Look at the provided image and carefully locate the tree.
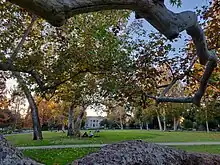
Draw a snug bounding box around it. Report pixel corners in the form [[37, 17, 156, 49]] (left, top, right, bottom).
[[0, 109, 15, 129], [9, 87, 26, 130], [7, 0, 218, 106], [0, 0, 129, 139], [0, 1, 43, 140]]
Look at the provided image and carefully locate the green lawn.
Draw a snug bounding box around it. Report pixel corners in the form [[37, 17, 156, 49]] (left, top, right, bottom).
[[6, 130, 220, 147], [175, 145, 220, 154], [23, 148, 98, 165], [23, 145, 220, 165]]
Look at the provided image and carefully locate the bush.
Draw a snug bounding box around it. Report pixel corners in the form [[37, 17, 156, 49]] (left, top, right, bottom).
[[183, 119, 193, 129]]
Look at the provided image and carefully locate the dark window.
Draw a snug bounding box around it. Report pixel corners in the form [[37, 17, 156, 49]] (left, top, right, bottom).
[[93, 124, 95, 127], [93, 120, 95, 122]]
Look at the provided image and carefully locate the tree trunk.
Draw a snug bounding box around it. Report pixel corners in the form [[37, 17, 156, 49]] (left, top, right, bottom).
[[61, 123, 65, 133], [146, 122, 149, 130], [67, 103, 74, 136], [206, 120, 209, 133], [205, 109, 209, 133], [163, 109, 166, 131], [118, 106, 123, 130], [14, 72, 42, 140], [120, 121, 123, 130], [139, 119, 143, 130], [156, 109, 162, 131], [140, 122, 143, 130], [13, 103, 18, 131], [74, 106, 86, 137], [173, 117, 177, 131]]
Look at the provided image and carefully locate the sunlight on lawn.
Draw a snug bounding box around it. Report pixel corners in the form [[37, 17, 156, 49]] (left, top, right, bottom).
[[6, 130, 220, 147]]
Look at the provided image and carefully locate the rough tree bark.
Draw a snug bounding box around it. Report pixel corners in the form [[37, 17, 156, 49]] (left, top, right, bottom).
[[8, 0, 217, 106], [67, 103, 74, 136], [74, 106, 86, 137], [14, 72, 43, 140]]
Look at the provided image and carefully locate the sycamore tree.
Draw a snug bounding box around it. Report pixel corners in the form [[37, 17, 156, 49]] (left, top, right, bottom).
[[1, 0, 219, 139], [0, 0, 130, 139], [7, 0, 218, 107]]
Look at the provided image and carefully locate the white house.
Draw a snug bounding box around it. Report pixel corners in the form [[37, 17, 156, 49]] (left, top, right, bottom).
[[85, 116, 104, 129]]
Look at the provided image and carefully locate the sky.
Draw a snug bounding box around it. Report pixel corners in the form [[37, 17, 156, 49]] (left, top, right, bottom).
[[6, 0, 210, 117]]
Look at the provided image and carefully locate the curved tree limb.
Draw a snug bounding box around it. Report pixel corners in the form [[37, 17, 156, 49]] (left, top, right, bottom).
[[9, 0, 198, 39], [10, 15, 38, 61]]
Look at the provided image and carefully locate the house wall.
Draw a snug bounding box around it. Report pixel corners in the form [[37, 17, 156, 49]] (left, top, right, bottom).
[[85, 116, 103, 129]]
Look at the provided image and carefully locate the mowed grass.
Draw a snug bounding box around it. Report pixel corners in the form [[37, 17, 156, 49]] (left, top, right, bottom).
[[174, 145, 220, 154], [6, 130, 220, 147], [23, 145, 220, 165], [23, 148, 98, 165]]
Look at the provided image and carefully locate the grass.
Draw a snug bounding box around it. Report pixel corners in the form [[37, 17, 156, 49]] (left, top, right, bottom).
[[23, 145, 220, 165], [174, 145, 220, 154], [6, 130, 220, 147], [23, 148, 98, 165], [7, 130, 220, 165]]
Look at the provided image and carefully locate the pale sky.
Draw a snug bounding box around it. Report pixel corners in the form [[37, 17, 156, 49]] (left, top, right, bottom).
[[6, 0, 209, 117]]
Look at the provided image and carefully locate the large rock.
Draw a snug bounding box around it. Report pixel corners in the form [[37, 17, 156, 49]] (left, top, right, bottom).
[[0, 134, 42, 165], [73, 140, 220, 165]]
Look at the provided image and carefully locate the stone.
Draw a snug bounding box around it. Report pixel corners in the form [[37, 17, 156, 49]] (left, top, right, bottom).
[[0, 134, 43, 165], [73, 140, 220, 165]]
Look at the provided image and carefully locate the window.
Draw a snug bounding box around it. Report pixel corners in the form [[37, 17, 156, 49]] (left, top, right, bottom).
[[93, 120, 95, 122], [96, 120, 98, 122], [93, 124, 95, 127]]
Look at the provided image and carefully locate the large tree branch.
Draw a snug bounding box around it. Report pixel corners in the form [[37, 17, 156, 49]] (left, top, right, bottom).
[[192, 51, 218, 106], [10, 15, 38, 61], [29, 69, 88, 92], [9, 0, 197, 40]]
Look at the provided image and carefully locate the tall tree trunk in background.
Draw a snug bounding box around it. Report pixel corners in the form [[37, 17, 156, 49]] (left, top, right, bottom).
[[173, 117, 177, 131], [12, 103, 19, 131], [163, 109, 166, 131], [61, 122, 65, 133], [74, 106, 86, 137], [156, 109, 162, 131], [205, 109, 209, 133], [14, 72, 43, 140], [119, 109, 123, 130], [139, 120, 143, 130], [146, 122, 149, 130], [67, 103, 74, 136], [206, 120, 209, 133]]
